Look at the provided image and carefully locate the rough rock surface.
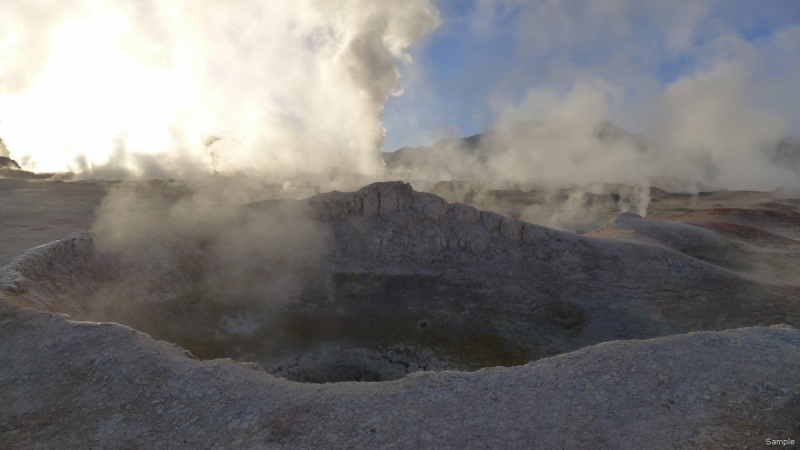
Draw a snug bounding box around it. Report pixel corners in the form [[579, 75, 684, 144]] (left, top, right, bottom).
[[5, 182, 799, 381], [2, 181, 800, 448], [0, 178, 108, 267], [1, 303, 798, 449]]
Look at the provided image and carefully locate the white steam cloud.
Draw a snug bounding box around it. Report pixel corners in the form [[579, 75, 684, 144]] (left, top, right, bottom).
[[489, 0, 799, 191], [0, 137, 8, 158], [0, 0, 439, 179], [387, 0, 800, 201]]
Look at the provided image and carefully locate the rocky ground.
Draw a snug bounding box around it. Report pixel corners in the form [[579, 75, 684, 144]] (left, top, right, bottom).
[[0, 176, 109, 267], [1, 176, 799, 448]]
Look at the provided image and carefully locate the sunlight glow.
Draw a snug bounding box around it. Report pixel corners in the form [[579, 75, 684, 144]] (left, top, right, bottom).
[[0, 9, 197, 174]]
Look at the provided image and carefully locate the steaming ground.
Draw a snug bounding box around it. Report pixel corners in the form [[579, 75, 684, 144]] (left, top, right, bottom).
[[2, 1, 799, 446], [2, 174, 800, 447]]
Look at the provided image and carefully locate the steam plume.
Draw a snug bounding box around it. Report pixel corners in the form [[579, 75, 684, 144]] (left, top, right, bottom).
[[386, 0, 800, 199], [0, 0, 440, 179]]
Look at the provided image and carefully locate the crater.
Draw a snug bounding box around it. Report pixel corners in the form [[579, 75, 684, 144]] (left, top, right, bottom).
[[6, 182, 795, 385], [5, 233, 563, 384]]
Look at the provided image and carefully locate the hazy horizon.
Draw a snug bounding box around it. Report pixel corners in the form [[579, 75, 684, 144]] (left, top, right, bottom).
[[1, 0, 798, 192]]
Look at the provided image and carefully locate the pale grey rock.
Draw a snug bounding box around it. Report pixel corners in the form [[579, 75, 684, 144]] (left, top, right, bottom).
[[452, 203, 481, 224], [0, 306, 798, 449], [1, 181, 800, 449]]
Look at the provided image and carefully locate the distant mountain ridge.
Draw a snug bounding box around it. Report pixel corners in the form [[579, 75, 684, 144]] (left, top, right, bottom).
[[382, 121, 800, 186], [382, 120, 645, 174]]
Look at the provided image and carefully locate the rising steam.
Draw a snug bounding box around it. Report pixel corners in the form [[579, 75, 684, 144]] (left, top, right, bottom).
[[0, 0, 440, 179], [2, 0, 799, 231], [387, 0, 800, 199]]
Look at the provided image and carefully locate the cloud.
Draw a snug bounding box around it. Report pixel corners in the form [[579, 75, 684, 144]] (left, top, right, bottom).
[[451, 0, 800, 191], [644, 63, 792, 190], [0, 0, 440, 180]]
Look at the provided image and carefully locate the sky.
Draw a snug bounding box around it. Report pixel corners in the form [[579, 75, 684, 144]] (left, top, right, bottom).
[[383, 0, 800, 150], [0, 0, 798, 183]]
